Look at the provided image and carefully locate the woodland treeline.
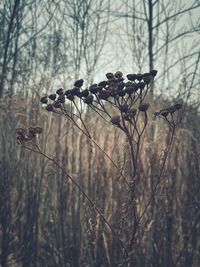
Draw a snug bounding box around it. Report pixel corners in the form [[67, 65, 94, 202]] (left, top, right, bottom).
[[0, 0, 200, 267]]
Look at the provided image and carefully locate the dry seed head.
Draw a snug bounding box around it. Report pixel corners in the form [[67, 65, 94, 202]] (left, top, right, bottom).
[[71, 86, 80, 96], [117, 82, 125, 91], [49, 94, 57, 101], [16, 133, 26, 143], [98, 90, 109, 100], [126, 85, 135, 95], [166, 106, 176, 114], [142, 72, 151, 77], [53, 100, 62, 108], [111, 116, 121, 125], [66, 94, 74, 101], [27, 127, 36, 139], [46, 104, 54, 111], [98, 80, 108, 87], [150, 69, 158, 77], [143, 76, 152, 84], [84, 95, 93, 104], [57, 95, 65, 103], [89, 84, 99, 94], [106, 72, 115, 80], [160, 110, 169, 117], [81, 89, 89, 98], [136, 73, 143, 81], [119, 103, 129, 112], [40, 96, 48, 104], [117, 90, 126, 97], [139, 103, 149, 112], [127, 74, 137, 81], [28, 127, 37, 134], [56, 88, 64, 95], [16, 128, 26, 135], [74, 79, 84, 88], [115, 71, 123, 78], [138, 82, 145, 90], [65, 89, 72, 96]]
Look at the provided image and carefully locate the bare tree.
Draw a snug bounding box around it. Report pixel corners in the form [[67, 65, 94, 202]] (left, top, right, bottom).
[[113, 0, 200, 98]]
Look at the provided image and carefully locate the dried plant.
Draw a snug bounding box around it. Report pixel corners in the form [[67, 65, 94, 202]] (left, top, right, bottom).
[[16, 70, 182, 266]]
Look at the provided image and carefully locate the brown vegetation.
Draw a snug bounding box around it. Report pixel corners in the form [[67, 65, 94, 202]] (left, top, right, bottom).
[[0, 73, 199, 266]]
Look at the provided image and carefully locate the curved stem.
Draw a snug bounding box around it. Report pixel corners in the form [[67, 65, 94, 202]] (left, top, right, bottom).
[[22, 142, 128, 256]]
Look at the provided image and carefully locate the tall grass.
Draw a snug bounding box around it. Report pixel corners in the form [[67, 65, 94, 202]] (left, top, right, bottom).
[[0, 83, 200, 267]]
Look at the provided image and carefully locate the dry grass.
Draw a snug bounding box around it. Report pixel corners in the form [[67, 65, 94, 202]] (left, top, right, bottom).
[[0, 91, 200, 267]]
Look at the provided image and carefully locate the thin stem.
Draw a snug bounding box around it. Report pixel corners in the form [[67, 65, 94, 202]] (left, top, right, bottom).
[[22, 142, 128, 256], [137, 125, 175, 224]]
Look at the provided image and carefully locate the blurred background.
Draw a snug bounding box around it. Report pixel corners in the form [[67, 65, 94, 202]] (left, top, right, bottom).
[[0, 0, 200, 266]]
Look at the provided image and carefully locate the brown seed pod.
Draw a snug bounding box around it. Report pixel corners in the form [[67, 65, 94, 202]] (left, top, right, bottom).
[[98, 90, 109, 100], [111, 116, 121, 125], [65, 89, 72, 96], [46, 104, 54, 111], [98, 80, 108, 87], [117, 90, 126, 97], [126, 86, 135, 95], [40, 96, 48, 104], [142, 72, 151, 77], [74, 79, 84, 88], [28, 127, 37, 134], [53, 100, 62, 108], [71, 86, 80, 96], [117, 82, 125, 91], [27, 127, 37, 139], [57, 95, 65, 103], [127, 74, 137, 81], [49, 94, 57, 101], [81, 89, 89, 97], [16, 128, 26, 135], [89, 84, 99, 94], [16, 133, 26, 143], [150, 69, 158, 77], [106, 72, 115, 80], [138, 103, 149, 112], [160, 110, 169, 117], [84, 95, 93, 104], [56, 88, 64, 95], [119, 104, 129, 112], [125, 81, 133, 87], [66, 94, 74, 101], [143, 76, 152, 84], [107, 78, 117, 85], [114, 71, 123, 78], [136, 73, 143, 81]]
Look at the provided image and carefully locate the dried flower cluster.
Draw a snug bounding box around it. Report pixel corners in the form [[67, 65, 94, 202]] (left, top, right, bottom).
[[40, 70, 159, 131], [15, 69, 184, 266], [154, 103, 182, 128], [16, 127, 42, 144], [154, 103, 182, 118]]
